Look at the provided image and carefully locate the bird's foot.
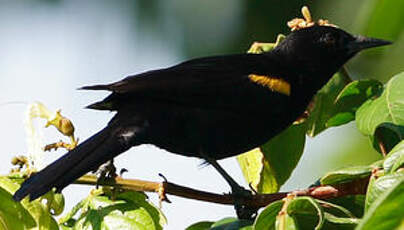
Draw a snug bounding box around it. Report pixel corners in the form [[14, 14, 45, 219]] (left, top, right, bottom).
[[95, 160, 117, 188], [230, 185, 258, 220], [201, 156, 259, 219]]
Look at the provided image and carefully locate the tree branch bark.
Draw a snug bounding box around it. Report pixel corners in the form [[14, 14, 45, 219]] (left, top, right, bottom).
[[75, 174, 369, 209]]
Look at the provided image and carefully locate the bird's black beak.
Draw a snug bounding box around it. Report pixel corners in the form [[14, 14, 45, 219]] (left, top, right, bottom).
[[348, 35, 392, 53]]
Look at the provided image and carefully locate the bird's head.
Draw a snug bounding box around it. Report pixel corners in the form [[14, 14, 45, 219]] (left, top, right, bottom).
[[274, 25, 391, 75]]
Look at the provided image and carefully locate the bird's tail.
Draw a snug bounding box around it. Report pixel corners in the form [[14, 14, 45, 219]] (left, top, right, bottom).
[[13, 125, 135, 201]]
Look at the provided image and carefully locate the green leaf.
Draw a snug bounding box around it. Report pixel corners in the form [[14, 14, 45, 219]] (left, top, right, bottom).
[[287, 197, 324, 230], [41, 190, 65, 215], [327, 195, 366, 218], [237, 150, 272, 193], [211, 217, 237, 226], [253, 200, 283, 230], [372, 123, 404, 154], [274, 196, 324, 230], [294, 214, 357, 230], [365, 171, 404, 212], [327, 79, 383, 127], [320, 166, 373, 185], [322, 213, 359, 230], [301, 200, 359, 229], [383, 139, 404, 173], [323, 208, 359, 229], [59, 197, 88, 224], [0, 186, 36, 230], [237, 123, 306, 193], [63, 190, 165, 230], [59, 218, 76, 230], [306, 71, 351, 137], [356, 177, 404, 230], [60, 222, 74, 230], [117, 191, 167, 228], [210, 217, 253, 230], [186, 221, 214, 230], [324, 213, 359, 225], [276, 214, 297, 230], [356, 72, 404, 152], [370, 160, 384, 168], [317, 200, 356, 218], [0, 175, 59, 230]]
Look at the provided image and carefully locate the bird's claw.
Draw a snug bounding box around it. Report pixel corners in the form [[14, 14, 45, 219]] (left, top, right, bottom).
[[230, 185, 258, 220], [95, 160, 117, 188]]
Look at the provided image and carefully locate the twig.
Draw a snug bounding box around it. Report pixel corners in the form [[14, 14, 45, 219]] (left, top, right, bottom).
[[375, 132, 388, 157], [75, 174, 369, 209]]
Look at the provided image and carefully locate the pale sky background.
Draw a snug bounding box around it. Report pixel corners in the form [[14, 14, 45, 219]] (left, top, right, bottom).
[[0, 1, 379, 229]]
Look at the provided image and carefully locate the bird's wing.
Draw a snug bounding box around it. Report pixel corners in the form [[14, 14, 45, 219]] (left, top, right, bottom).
[[82, 53, 290, 110], [83, 54, 280, 92]]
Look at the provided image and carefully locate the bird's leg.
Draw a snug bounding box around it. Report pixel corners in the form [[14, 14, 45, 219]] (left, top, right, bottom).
[[205, 158, 245, 193], [204, 157, 257, 219], [94, 159, 117, 188]]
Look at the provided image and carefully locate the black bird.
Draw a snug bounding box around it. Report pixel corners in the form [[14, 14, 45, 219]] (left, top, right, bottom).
[[14, 25, 390, 202]]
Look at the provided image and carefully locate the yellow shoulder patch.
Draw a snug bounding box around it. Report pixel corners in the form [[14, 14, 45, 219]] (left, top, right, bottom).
[[248, 74, 291, 96]]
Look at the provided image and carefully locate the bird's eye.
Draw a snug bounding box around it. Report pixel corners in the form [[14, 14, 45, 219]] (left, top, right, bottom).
[[321, 33, 336, 46]]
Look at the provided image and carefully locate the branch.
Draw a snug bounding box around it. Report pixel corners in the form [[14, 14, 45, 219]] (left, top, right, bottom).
[[375, 131, 388, 157], [75, 174, 369, 209]]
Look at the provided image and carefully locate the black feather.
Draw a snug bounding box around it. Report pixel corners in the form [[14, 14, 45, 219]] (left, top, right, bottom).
[[79, 84, 111, 91]]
